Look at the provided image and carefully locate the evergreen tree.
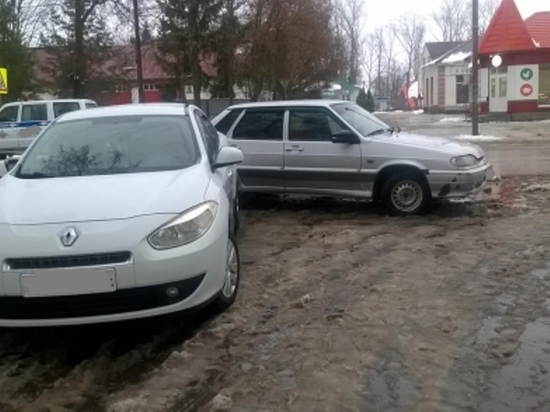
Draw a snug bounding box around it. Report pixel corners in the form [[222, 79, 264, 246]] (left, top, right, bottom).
[[40, 0, 115, 98], [356, 88, 368, 109], [157, 0, 223, 107], [365, 88, 375, 112], [0, 1, 34, 101]]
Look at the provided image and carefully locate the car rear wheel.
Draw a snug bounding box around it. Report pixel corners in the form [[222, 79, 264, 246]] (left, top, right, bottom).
[[212, 235, 240, 312], [382, 173, 430, 216]]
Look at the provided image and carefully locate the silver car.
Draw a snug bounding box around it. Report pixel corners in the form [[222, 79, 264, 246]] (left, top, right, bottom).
[[213, 101, 494, 215]]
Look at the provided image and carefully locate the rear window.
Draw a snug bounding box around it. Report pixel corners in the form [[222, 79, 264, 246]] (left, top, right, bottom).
[[215, 109, 242, 134], [232, 110, 284, 141], [54, 102, 80, 118], [86, 102, 97, 109], [16, 115, 199, 179]]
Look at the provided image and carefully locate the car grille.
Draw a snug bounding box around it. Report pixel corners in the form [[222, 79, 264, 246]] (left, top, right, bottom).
[[4, 252, 132, 271], [0, 275, 205, 320]]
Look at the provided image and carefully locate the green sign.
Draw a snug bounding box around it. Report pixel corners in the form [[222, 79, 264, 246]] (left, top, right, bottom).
[[520, 68, 533, 81]]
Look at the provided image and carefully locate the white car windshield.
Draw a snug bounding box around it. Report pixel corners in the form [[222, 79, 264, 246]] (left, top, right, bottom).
[[16, 115, 199, 179], [331, 103, 391, 137]]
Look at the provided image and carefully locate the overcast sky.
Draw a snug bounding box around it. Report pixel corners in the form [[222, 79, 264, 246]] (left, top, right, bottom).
[[367, 0, 550, 31]]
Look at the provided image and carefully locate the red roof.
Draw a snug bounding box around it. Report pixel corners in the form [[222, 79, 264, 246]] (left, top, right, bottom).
[[479, 0, 536, 54], [526, 12, 550, 48]]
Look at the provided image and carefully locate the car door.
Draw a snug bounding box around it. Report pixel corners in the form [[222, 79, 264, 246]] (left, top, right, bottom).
[[228, 108, 285, 192], [0, 104, 21, 155], [18, 102, 50, 152], [284, 107, 361, 194]]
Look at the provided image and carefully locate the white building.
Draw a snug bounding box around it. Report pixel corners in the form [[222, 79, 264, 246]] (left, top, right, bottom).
[[420, 41, 473, 113]]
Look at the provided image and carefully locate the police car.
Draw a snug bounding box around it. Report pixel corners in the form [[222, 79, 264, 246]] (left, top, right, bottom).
[[0, 99, 97, 158]]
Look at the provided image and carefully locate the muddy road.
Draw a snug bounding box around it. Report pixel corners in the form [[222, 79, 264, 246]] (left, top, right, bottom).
[[1, 176, 550, 411]]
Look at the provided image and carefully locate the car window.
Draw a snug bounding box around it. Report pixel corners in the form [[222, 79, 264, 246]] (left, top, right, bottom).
[[16, 115, 199, 178], [194, 112, 220, 164], [289, 109, 346, 142], [0, 105, 19, 122], [21, 104, 48, 122], [232, 110, 284, 141], [53, 102, 80, 118], [331, 103, 389, 137], [86, 102, 97, 109], [215, 109, 243, 134]]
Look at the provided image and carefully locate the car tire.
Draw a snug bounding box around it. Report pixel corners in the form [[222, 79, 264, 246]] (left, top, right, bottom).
[[212, 235, 240, 312], [382, 172, 431, 216]]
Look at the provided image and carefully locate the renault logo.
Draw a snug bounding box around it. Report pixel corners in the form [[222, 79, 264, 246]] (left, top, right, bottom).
[[59, 227, 79, 247]]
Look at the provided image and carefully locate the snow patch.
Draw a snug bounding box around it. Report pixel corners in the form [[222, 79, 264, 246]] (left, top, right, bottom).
[[453, 134, 505, 142], [442, 52, 471, 64], [439, 117, 464, 123], [522, 183, 550, 193], [412, 109, 424, 114]]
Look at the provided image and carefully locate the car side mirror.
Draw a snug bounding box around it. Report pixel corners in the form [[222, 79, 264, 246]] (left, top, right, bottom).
[[213, 146, 244, 170], [332, 130, 360, 144], [4, 155, 21, 173]]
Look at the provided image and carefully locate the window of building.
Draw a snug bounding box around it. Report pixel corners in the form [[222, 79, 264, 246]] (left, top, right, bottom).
[[456, 75, 469, 104], [114, 85, 124, 93], [539, 64, 550, 106]]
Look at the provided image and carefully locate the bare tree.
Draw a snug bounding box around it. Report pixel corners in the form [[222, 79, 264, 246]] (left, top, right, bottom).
[[337, 0, 364, 84], [433, 0, 470, 41], [393, 13, 426, 105], [479, 0, 499, 35]]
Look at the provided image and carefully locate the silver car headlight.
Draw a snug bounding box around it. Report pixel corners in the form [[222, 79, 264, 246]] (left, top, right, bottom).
[[451, 155, 481, 168], [148, 201, 218, 250]]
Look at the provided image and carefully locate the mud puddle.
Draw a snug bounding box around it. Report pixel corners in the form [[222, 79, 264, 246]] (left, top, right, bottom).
[[482, 318, 550, 412]]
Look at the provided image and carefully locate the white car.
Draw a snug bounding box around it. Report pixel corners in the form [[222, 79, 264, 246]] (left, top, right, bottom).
[[0, 104, 244, 327]]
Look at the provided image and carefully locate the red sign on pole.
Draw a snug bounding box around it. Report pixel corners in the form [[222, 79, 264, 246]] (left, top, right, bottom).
[[520, 83, 534, 97]]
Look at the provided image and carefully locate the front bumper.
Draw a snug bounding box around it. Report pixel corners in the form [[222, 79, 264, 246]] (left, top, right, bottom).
[[0, 212, 229, 327], [428, 163, 495, 199]]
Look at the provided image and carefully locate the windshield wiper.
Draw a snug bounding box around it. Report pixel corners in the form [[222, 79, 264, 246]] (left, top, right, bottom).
[[17, 172, 54, 179]]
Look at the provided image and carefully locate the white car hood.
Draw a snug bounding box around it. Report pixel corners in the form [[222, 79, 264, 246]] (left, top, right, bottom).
[[0, 165, 208, 225], [385, 132, 484, 157]]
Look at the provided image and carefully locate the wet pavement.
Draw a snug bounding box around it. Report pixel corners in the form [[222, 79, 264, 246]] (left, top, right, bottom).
[[1, 114, 550, 411], [377, 113, 550, 177]]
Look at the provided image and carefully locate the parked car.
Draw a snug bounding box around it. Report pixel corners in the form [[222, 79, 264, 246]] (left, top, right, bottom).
[[0, 99, 97, 158], [212, 100, 494, 215], [0, 103, 243, 327]]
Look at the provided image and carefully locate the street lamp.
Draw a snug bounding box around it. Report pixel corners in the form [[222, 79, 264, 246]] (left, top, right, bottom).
[[471, 0, 480, 136]]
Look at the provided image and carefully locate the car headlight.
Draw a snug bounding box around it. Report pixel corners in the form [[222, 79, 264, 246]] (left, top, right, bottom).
[[148, 201, 218, 250], [451, 155, 481, 168]]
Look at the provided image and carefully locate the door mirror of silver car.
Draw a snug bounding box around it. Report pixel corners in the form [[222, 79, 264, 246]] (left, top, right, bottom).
[[332, 130, 360, 144], [213, 146, 244, 170]]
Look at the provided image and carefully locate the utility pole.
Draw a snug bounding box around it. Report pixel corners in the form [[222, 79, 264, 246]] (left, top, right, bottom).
[[132, 0, 144, 103], [472, 0, 480, 135]]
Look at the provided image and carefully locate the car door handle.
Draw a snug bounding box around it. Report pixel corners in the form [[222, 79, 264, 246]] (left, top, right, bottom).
[[285, 145, 304, 152]]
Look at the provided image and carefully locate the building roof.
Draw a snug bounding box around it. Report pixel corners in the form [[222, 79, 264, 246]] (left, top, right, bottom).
[[479, 0, 536, 54], [425, 42, 463, 60], [424, 40, 472, 67], [31, 43, 218, 86], [526, 12, 550, 48]]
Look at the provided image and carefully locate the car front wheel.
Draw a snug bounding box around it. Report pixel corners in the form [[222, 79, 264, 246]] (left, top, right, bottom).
[[212, 235, 240, 311], [382, 173, 430, 216]]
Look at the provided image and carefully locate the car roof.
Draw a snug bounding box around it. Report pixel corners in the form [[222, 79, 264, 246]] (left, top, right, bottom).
[[4, 99, 96, 105], [227, 100, 351, 110], [56, 103, 192, 123]]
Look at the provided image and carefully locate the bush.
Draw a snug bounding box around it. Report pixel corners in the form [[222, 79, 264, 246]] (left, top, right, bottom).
[[357, 88, 375, 112]]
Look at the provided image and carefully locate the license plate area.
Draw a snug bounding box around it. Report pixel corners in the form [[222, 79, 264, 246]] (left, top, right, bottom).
[[20, 269, 117, 298]]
